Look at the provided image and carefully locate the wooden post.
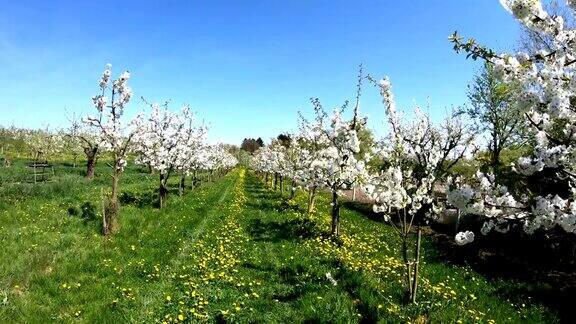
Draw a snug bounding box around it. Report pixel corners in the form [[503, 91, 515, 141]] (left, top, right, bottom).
[[411, 226, 422, 303], [402, 232, 413, 301], [331, 190, 340, 236]]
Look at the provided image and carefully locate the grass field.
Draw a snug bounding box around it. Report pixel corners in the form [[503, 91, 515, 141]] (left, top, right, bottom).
[[0, 161, 559, 323]]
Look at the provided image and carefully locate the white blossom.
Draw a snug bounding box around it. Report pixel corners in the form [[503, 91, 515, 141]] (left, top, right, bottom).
[[455, 231, 475, 245], [450, 1, 576, 237]]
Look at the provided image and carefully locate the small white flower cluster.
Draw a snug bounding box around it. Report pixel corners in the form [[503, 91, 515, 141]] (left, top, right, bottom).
[[455, 231, 475, 245], [325, 272, 337, 286], [113, 71, 132, 111], [365, 167, 409, 216], [83, 64, 134, 171], [90, 65, 131, 117]]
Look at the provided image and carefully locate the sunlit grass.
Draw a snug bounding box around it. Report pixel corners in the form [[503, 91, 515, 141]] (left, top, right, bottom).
[[0, 162, 559, 322]]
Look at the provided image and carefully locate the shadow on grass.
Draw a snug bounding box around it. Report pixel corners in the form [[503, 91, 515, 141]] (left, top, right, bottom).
[[338, 267, 382, 323], [244, 185, 278, 199], [274, 264, 324, 302], [247, 218, 321, 242], [245, 199, 304, 214], [242, 173, 403, 322], [119, 184, 201, 209], [425, 231, 576, 323], [243, 261, 321, 302], [335, 197, 573, 322], [244, 178, 305, 214], [341, 200, 388, 223], [120, 189, 159, 208]]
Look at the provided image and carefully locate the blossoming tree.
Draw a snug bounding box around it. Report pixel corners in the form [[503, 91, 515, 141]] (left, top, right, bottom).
[[252, 145, 282, 188], [363, 76, 474, 303], [200, 145, 238, 179], [60, 126, 84, 168], [24, 128, 65, 162], [173, 116, 208, 195], [299, 98, 369, 236], [132, 101, 196, 208], [278, 136, 309, 199], [83, 64, 134, 235], [68, 117, 102, 178]]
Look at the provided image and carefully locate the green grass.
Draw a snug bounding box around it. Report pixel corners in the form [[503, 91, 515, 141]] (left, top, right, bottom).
[[0, 161, 560, 323]]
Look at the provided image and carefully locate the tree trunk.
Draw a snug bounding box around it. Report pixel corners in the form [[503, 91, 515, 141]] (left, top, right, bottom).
[[290, 179, 296, 199], [455, 209, 461, 234], [491, 151, 500, 170], [307, 187, 317, 214], [179, 174, 186, 196], [274, 173, 278, 190], [411, 226, 422, 304], [280, 176, 284, 196], [104, 170, 120, 236], [84, 146, 98, 179], [331, 190, 340, 236], [86, 155, 96, 179], [159, 173, 168, 209], [492, 146, 503, 181], [491, 135, 502, 178]]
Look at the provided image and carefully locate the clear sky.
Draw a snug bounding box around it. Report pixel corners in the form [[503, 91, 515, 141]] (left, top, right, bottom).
[[0, 0, 521, 145]]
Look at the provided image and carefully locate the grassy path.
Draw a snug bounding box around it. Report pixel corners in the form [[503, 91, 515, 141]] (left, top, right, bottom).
[[136, 170, 236, 321]]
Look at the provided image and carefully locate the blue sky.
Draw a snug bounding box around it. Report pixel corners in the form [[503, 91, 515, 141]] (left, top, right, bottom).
[[0, 0, 521, 144]]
